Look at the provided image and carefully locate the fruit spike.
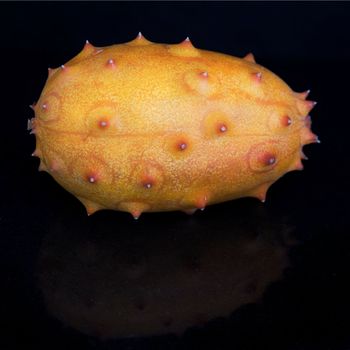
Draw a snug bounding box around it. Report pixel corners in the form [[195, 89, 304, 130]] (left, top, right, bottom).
[[253, 71, 262, 82], [295, 89, 311, 100], [29, 37, 319, 217], [106, 58, 116, 68], [131, 210, 141, 220], [182, 37, 191, 44], [243, 52, 256, 63]]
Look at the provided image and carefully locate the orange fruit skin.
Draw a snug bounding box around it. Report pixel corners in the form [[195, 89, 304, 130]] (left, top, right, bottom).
[[29, 34, 318, 218]]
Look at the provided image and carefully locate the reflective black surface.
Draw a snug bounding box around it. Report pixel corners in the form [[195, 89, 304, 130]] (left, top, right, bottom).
[[1, 2, 350, 350]]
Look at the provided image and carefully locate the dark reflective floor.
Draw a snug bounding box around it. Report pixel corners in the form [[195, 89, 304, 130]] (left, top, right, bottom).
[[1, 2, 350, 350], [37, 205, 293, 339]]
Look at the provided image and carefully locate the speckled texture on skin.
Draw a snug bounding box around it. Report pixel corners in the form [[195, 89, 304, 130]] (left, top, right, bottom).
[[28, 34, 319, 218]]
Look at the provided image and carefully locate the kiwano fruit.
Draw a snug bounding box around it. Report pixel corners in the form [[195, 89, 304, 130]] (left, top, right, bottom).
[[28, 34, 319, 218]]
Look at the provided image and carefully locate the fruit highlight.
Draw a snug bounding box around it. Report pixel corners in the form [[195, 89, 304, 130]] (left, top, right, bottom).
[[28, 33, 319, 218]]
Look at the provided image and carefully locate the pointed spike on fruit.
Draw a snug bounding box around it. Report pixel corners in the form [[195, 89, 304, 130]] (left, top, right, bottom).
[[128, 32, 151, 46], [257, 197, 266, 203], [29, 102, 36, 110], [294, 159, 304, 171], [131, 210, 142, 220], [299, 100, 317, 115], [253, 187, 267, 202], [260, 152, 276, 167], [27, 118, 34, 131], [85, 202, 103, 216], [306, 100, 317, 112], [47, 67, 59, 78], [88, 175, 96, 183], [181, 36, 193, 46], [86, 206, 98, 216], [295, 89, 310, 100], [251, 182, 272, 202], [49, 160, 59, 172], [300, 150, 308, 160], [302, 131, 320, 145], [106, 58, 116, 68], [199, 71, 208, 78], [304, 115, 312, 128], [38, 161, 47, 172], [61, 64, 67, 71], [167, 36, 199, 57], [28, 116, 36, 132], [296, 99, 316, 115], [119, 201, 150, 218], [195, 195, 208, 210], [31, 148, 42, 157], [301, 122, 318, 141], [300, 127, 312, 141], [76, 197, 101, 216], [31, 148, 41, 157], [243, 52, 256, 63], [256, 192, 266, 202], [253, 71, 262, 82], [83, 40, 92, 49], [81, 40, 97, 55]]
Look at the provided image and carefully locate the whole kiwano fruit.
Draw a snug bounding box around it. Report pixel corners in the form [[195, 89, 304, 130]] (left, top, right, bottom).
[[28, 34, 319, 219]]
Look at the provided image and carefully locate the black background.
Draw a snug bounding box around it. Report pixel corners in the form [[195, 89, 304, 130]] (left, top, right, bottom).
[[1, 2, 350, 350]]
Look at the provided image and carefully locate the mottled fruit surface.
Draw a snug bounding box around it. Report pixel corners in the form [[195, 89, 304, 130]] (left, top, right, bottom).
[[28, 34, 318, 218]]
